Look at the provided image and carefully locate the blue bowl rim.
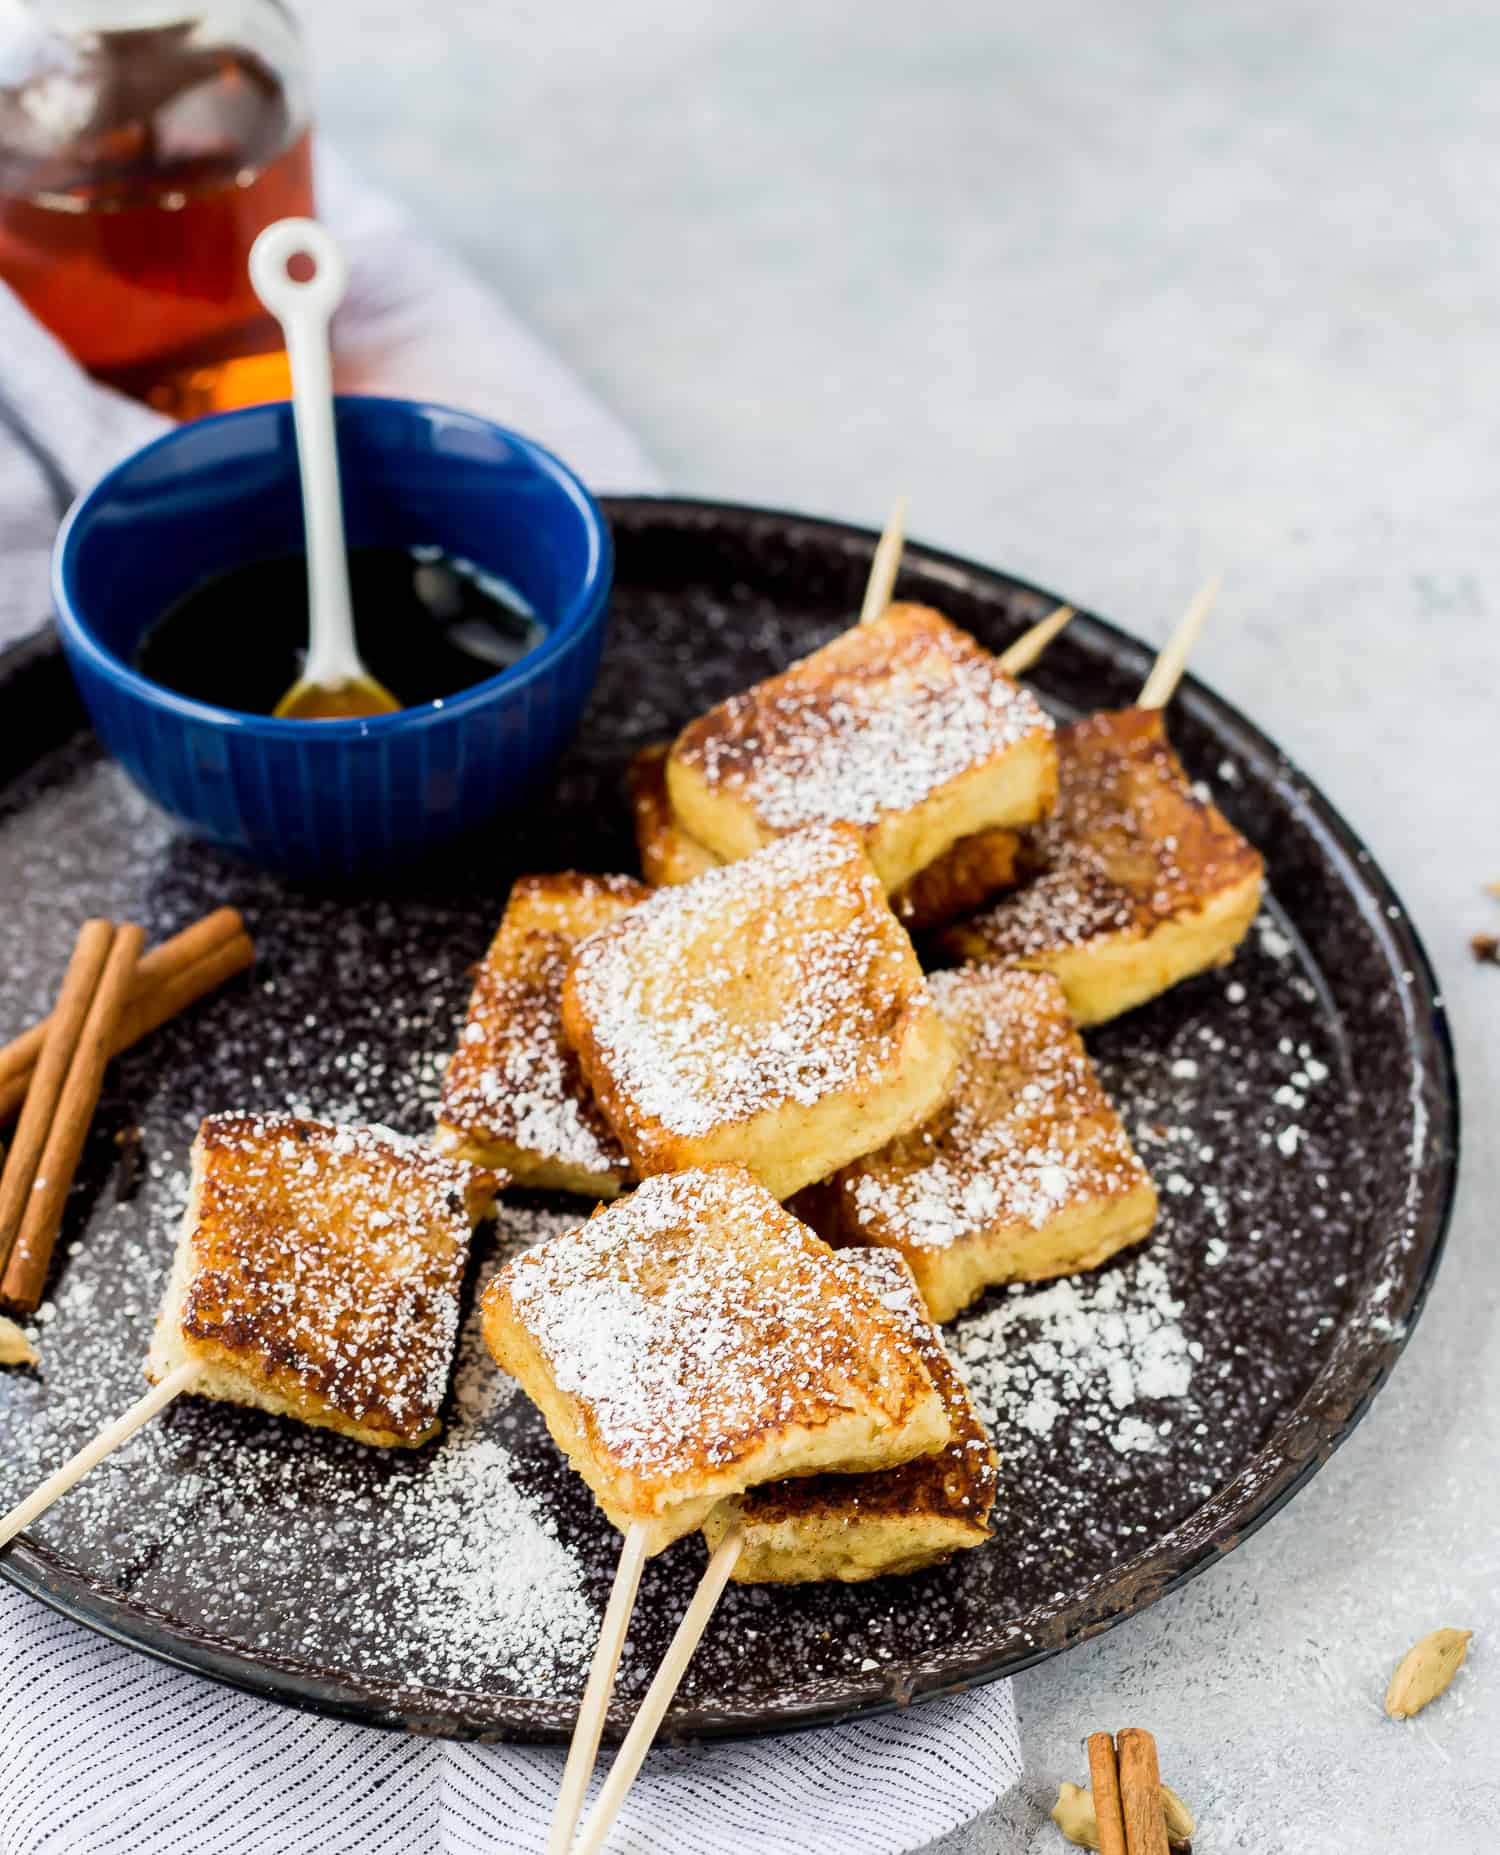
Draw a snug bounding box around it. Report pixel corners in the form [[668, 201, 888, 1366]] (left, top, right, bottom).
[[51, 395, 613, 739]]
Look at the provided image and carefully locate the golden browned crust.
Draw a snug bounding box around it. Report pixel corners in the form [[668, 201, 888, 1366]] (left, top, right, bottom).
[[560, 823, 955, 1200], [436, 872, 649, 1195], [147, 1114, 500, 1446], [665, 604, 1057, 891], [703, 1247, 997, 1582], [892, 827, 1021, 932], [627, 743, 721, 886], [938, 707, 1264, 1022], [480, 1167, 952, 1552], [800, 966, 1157, 1322]]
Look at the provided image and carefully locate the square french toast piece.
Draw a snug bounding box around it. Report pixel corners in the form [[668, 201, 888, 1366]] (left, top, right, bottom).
[[146, 1114, 500, 1447], [664, 604, 1057, 893], [561, 822, 955, 1201], [938, 706, 1264, 1024], [436, 871, 650, 1196], [480, 1167, 952, 1553], [800, 967, 1157, 1322], [702, 1246, 997, 1582], [632, 736, 1018, 933]]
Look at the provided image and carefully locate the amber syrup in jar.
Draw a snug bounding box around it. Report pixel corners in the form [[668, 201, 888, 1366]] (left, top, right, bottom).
[[0, 10, 314, 418]]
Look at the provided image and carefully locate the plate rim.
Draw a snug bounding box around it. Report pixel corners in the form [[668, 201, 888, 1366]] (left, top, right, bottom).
[[0, 494, 1461, 1742]]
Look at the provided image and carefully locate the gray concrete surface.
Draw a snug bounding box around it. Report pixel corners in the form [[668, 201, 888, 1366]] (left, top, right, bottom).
[[305, 3, 1499, 1847]]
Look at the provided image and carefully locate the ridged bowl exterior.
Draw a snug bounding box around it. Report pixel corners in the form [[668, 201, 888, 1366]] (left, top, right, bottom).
[[53, 398, 612, 879]]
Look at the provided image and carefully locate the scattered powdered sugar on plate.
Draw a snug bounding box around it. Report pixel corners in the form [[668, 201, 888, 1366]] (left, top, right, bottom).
[[953, 1250, 1194, 1457]]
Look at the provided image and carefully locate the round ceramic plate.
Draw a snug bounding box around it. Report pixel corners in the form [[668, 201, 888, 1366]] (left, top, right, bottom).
[[0, 499, 1458, 1742]]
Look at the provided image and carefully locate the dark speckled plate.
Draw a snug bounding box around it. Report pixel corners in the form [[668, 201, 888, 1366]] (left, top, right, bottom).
[[0, 500, 1458, 1742]]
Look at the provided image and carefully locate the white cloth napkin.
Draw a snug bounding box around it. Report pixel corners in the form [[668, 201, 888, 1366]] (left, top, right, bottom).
[[0, 152, 1021, 1854]]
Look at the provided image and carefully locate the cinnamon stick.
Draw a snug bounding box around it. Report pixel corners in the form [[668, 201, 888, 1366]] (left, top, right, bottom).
[[1117, 1728, 1170, 1855], [0, 909, 251, 1125], [1, 924, 145, 1314], [0, 920, 115, 1278], [1087, 1731, 1129, 1855]]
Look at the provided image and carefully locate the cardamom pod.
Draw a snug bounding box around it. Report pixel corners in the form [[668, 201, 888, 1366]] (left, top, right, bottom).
[[0, 1315, 37, 1367], [1385, 1627, 1473, 1719], [1050, 1781, 1101, 1849], [1160, 1782, 1196, 1846]]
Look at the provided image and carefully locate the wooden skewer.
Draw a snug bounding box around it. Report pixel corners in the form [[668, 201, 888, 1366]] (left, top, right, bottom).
[[998, 604, 1075, 675], [1137, 575, 1221, 710], [1117, 1728, 1170, 1855], [2, 924, 145, 1314], [0, 921, 115, 1279], [0, 1359, 198, 1549], [573, 1527, 745, 1855], [857, 497, 907, 626], [1087, 1730, 1129, 1855], [0, 909, 251, 1126], [546, 1520, 652, 1855]]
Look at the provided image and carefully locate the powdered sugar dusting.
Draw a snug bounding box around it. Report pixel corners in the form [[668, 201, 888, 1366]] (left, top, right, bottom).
[[566, 824, 936, 1138], [841, 966, 1152, 1253], [948, 705, 1262, 958], [673, 605, 1052, 832], [490, 1168, 936, 1489]]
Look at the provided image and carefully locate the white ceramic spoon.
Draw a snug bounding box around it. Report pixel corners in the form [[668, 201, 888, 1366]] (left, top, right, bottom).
[[249, 217, 398, 721]]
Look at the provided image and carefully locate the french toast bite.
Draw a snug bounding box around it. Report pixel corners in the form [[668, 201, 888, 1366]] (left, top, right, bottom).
[[665, 604, 1057, 892], [798, 967, 1157, 1322], [145, 1113, 500, 1447], [480, 1167, 952, 1554], [436, 871, 649, 1195], [938, 706, 1264, 1024], [561, 823, 955, 1200], [632, 736, 1019, 933], [702, 1246, 997, 1582]]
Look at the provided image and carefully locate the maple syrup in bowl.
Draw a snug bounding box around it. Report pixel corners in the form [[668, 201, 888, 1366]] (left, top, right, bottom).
[[0, 2, 314, 418], [135, 546, 548, 716]]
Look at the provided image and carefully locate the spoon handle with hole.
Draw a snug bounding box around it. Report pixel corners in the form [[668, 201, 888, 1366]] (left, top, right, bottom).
[[249, 219, 357, 690]]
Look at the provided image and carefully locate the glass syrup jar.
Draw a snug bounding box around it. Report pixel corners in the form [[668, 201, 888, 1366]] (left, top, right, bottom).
[[0, 0, 315, 418]]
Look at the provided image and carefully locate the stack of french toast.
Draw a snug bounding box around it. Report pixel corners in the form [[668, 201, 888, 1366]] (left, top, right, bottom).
[[437, 595, 1266, 1587]]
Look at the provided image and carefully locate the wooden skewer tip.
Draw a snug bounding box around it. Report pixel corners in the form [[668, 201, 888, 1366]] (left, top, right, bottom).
[[857, 496, 908, 627], [998, 602, 1075, 675], [1138, 573, 1222, 710]]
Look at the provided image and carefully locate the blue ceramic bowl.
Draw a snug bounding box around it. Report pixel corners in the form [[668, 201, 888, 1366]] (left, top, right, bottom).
[[53, 397, 612, 879]]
